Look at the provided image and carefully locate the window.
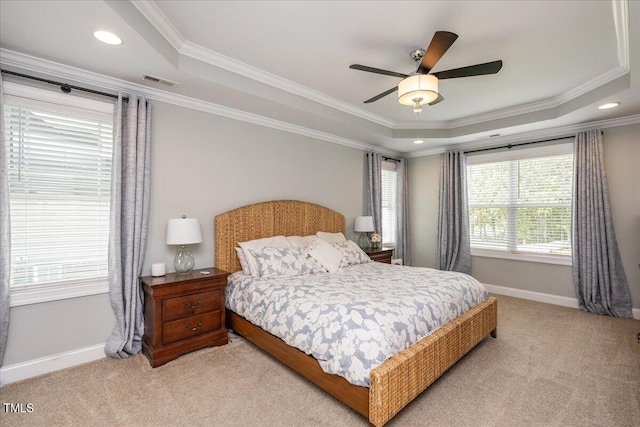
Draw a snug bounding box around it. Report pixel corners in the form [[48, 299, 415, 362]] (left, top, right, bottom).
[[381, 160, 397, 245], [4, 83, 114, 304], [466, 143, 573, 264]]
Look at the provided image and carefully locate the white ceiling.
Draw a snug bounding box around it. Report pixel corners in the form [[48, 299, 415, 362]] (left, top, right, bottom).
[[1, 0, 638, 156]]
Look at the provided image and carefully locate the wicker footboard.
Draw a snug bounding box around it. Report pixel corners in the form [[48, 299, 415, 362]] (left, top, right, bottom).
[[369, 296, 497, 426], [228, 296, 497, 426]]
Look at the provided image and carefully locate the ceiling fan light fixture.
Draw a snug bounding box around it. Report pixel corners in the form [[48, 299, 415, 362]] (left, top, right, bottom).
[[398, 74, 438, 107]]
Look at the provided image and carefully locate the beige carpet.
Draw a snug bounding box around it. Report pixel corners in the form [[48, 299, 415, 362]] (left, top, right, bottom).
[[1, 295, 639, 427]]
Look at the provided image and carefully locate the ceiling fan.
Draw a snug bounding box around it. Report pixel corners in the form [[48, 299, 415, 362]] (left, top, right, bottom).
[[350, 31, 503, 113]]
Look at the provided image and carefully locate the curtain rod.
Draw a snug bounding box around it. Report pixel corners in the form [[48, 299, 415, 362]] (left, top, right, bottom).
[[366, 152, 401, 162], [1, 69, 127, 101], [464, 135, 573, 155]]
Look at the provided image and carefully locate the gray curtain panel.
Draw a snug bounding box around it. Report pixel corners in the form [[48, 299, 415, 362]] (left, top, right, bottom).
[[105, 94, 152, 358], [395, 159, 411, 265], [572, 130, 632, 318], [0, 74, 10, 366], [436, 151, 472, 275], [366, 152, 383, 234]]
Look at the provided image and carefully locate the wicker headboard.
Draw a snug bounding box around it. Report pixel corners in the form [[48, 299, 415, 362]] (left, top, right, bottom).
[[214, 200, 345, 273]]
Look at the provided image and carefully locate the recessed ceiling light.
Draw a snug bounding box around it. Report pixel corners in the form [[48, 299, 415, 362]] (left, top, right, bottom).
[[414, 140, 424, 144], [598, 102, 620, 110], [94, 30, 122, 45]]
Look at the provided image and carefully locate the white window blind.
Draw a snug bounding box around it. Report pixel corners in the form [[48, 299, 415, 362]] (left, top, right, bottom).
[[4, 87, 113, 290], [381, 160, 397, 245], [466, 143, 573, 259]]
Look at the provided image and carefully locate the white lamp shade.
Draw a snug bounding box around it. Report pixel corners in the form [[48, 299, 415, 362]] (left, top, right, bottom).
[[354, 216, 374, 233], [166, 218, 203, 245], [398, 74, 438, 105]]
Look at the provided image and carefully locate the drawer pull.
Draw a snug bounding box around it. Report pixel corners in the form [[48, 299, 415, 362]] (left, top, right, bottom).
[[186, 321, 203, 331], [185, 299, 202, 310]]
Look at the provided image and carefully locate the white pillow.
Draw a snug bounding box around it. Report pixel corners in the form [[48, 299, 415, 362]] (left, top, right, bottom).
[[238, 235, 290, 277], [285, 235, 317, 250], [235, 247, 252, 275], [308, 238, 343, 273], [316, 231, 347, 243]]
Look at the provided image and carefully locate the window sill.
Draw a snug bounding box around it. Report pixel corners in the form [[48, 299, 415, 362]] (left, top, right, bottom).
[[471, 249, 572, 266], [10, 279, 110, 307]]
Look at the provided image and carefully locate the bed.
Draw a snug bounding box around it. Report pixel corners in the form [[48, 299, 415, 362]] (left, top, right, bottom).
[[215, 200, 497, 426]]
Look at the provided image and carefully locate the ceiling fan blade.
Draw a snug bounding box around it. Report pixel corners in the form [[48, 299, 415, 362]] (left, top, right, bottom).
[[428, 93, 444, 106], [350, 64, 408, 79], [417, 31, 458, 74], [364, 87, 398, 103], [432, 60, 503, 79]]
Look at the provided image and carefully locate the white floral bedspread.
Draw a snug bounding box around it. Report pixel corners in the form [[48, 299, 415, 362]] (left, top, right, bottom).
[[225, 262, 488, 386]]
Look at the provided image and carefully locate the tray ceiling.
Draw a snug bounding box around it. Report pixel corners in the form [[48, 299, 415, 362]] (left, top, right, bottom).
[[1, 0, 638, 155]]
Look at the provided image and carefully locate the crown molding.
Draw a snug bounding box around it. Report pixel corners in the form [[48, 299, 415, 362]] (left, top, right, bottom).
[[614, 0, 629, 69], [4, 46, 633, 161], [405, 114, 640, 158], [0, 49, 400, 158], [133, 1, 631, 133], [180, 41, 396, 128], [132, 0, 395, 129], [131, 0, 185, 51], [416, 0, 630, 130]]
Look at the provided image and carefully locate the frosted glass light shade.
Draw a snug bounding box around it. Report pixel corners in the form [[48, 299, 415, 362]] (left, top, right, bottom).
[[166, 218, 202, 245], [354, 216, 374, 232], [398, 74, 438, 105]]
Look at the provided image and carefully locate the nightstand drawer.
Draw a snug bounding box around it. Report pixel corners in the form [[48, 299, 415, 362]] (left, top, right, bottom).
[[162, 311, 221, 345], [369, 252, 392, 263], [363, 247, 394, 264], [162, 289, 220, 322]]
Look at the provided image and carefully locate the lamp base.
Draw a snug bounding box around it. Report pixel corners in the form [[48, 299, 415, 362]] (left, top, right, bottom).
[[357, 232, 371, 249], [174, 245, 195, 274]]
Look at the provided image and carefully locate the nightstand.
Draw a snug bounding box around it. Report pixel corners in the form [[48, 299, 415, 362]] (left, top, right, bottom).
[[141, 267, 230, 367], [363, 246, 394, 264]]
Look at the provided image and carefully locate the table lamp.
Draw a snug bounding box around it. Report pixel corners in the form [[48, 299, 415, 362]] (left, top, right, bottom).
[[166, 216, 202, 274], [354, 216, 374, 248]]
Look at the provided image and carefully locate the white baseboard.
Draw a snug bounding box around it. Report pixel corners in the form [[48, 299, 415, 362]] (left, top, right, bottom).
[[484, 283, 640, 320], [0, 343, 106, 387]]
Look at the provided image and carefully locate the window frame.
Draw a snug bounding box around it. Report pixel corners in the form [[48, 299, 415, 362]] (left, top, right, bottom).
[[466, 142, 574, 266], [380, 160, 397, 246], [3, 82, 113, 306]]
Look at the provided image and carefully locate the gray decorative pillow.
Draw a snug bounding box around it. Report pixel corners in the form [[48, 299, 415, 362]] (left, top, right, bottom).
[[250, 247, 326, 278], [333, 241, 372, 267]]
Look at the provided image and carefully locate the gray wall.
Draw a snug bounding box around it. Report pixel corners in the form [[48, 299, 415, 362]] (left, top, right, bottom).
[[407, 154, 440, 268], [4, 100, 365, 366], [4, 294, 115, 366], [144, 102, 364, 276], [408, 123, 640, 311]]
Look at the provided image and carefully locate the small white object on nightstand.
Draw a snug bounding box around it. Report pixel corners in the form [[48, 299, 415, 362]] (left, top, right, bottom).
[[151, 262, 166, 276]]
